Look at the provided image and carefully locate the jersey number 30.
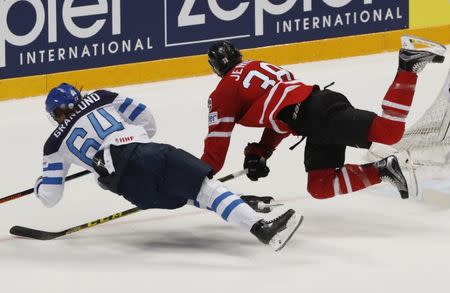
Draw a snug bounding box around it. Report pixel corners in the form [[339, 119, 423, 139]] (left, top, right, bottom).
[[66, 109, 124, 166], [243, 63, 292, 90]]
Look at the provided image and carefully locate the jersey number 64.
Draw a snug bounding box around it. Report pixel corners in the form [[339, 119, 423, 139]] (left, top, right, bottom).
[[66, 108, 124, 166]]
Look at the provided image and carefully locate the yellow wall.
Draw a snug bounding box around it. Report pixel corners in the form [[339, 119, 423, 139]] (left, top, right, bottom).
[[410, 0, 450, 28]]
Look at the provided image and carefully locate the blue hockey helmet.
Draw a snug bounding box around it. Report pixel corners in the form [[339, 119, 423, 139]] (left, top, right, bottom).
[[45, 83, 81, 118]]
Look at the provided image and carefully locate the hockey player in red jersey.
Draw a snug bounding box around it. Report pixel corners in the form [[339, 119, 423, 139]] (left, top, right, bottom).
[[201, 37, 446, 199]]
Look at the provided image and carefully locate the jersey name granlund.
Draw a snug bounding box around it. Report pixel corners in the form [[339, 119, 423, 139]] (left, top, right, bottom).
[[38, 90, 156, 207], [52, 93, 103, 139]]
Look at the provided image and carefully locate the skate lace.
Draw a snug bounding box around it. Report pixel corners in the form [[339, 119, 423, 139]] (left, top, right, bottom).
[[266, 211, 289, 224], [381, 175, 405, 191], [412, 61, 428, 73], [381, 175, 396, 186]]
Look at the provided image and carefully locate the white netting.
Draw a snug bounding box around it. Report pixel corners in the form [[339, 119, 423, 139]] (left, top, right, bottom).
[[392, 69, 450, 167]]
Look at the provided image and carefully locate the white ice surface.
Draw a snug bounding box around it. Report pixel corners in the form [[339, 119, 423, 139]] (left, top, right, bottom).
[[1, 49, 450, 293]]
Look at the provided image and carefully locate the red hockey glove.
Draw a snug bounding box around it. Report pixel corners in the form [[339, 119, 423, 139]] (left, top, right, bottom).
[[243, 143, 274, 181]]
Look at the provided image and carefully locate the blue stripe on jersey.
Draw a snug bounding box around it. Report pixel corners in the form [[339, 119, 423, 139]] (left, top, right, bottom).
[[211, 191, 233, 212], [129, 103, 146, 121], [119, 98, 133, 113], [43, 163, 63, 171], [42, 177, 63, 185], [221, 199, 245, 220]]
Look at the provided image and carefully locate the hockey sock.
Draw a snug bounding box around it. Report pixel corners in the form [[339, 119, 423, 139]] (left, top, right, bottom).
[[307, 164, 381, 199], [368, 70, 418, 145], [191, 178, 263, 231]]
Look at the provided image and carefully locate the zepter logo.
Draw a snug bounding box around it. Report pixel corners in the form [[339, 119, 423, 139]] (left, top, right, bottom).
[[176, 0, 374, 36]]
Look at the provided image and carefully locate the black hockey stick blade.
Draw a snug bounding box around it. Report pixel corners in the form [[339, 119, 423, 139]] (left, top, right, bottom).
[[1, 170, 91, 205], [10, 226, 65, 240]]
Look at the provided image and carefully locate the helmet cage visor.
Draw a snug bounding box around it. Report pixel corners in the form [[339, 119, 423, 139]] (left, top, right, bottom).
[[49, 102, 76, 119]]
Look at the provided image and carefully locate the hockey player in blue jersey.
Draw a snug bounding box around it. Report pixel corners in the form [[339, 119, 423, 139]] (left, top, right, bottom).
[[34, 83, 302, 251]]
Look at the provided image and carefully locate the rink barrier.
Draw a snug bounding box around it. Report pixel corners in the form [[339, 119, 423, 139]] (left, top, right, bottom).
[[0, 24, 449, 101], [410, 0, 450, 29]]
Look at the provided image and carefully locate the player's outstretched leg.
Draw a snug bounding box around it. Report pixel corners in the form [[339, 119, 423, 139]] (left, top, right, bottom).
[[194, 178, 302, 251], [308, 163, 380, 199], [307, 155, 410, 199], [368, 38, 446, 146]]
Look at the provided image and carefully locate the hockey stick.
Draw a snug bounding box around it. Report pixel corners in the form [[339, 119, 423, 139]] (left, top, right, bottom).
[[10, 207, 140, 240], [9, 169, 247, 240], [0, 170, 91, 205], [219, 169, 247, 182]]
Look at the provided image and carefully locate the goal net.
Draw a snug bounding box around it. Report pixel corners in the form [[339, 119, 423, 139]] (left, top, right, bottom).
[[392, 69, 450, 167], [368, 69, 450, 198]]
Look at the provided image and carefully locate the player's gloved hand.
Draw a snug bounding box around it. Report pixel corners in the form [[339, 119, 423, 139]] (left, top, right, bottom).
[[34, 176, 43, 196], [244, 143, 274, 181]]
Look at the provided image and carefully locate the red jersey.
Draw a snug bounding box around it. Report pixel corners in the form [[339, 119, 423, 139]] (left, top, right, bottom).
[[201, 60, 316, 174]]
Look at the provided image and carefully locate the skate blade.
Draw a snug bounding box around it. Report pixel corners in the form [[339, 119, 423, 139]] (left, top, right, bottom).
[[392, 151, 421, 200], [404, 150, 421, 200], [269, 213, 304, 252], [401, 35, 447, 56], [257, 202, 284, 211]]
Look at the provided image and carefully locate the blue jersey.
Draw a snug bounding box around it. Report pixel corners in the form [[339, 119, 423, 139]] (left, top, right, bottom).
[[37, 90, 156, 207]]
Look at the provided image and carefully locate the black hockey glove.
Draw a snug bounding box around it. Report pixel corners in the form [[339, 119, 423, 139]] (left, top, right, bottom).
[[243, 143, 273, 181]]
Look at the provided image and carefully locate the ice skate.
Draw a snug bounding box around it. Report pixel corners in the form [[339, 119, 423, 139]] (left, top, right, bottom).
[[399, 35, 446, 73], [250, 209, 303, 251], [375, 155, 409, 199], [240, 195, 283, 213]]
